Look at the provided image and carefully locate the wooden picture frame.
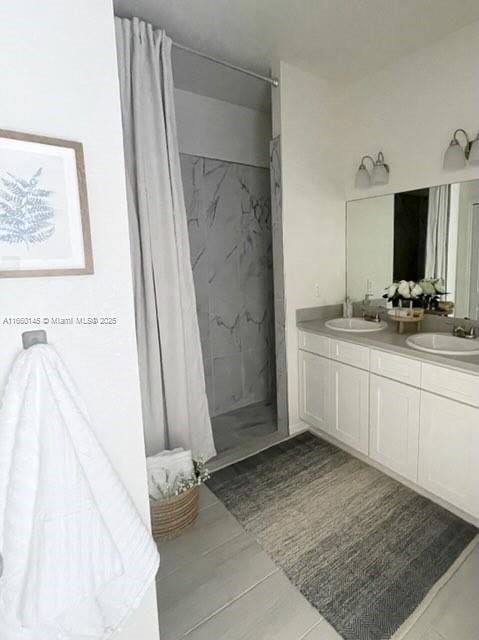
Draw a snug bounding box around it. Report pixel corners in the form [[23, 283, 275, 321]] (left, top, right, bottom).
[[0, 129, 93, 277]]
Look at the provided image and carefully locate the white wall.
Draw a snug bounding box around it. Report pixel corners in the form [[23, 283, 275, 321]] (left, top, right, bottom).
[[346, 20, 479, 200], [273, 61, 346, 428], [345, 19, 479, 314], [0, 2, 159, 638], [347, 195, 394, 301], [275, 21, 479, 430], [175, 88, 271, 167]]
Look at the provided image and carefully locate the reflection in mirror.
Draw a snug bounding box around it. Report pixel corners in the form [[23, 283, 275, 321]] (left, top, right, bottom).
[[346, 179, 479, 319]]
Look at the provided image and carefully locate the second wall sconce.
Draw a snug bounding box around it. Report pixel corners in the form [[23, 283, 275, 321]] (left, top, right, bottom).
[[443, 128, 479, 170], [354, 152, 390, 188]]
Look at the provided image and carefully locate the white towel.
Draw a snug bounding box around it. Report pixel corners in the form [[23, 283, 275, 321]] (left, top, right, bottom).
[[146, 449, 194, 499], [0, 345, 159, 639]]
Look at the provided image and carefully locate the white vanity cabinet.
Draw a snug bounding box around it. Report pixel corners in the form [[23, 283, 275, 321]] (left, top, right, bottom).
[[419, 391, 479, 518], [369, 374, 420, 482], [299, 334, 369, 453], [298, 349, 331, 433], [330, 361, 369, 454], [298, 329, 479, 523]]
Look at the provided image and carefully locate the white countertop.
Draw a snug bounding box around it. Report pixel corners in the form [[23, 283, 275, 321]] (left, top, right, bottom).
[[297, 318, 479, 377]]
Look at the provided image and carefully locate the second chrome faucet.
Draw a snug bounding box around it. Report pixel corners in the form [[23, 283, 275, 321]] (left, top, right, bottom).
[[447, 320, 477, 339]]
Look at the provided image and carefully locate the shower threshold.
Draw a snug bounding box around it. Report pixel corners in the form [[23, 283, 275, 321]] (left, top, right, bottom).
[[209, 400, 286, 471]]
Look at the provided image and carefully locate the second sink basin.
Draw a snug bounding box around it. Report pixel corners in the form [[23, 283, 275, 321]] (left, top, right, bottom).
[[325, 317, 388, 333], [406, 332, 479, 356]]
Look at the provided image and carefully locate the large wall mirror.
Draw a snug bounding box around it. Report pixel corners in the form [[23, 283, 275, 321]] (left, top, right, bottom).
[[346, 179, 479, 319]]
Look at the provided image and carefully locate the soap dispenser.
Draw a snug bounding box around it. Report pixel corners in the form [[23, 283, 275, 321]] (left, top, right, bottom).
[[343, 296, 353, 319]]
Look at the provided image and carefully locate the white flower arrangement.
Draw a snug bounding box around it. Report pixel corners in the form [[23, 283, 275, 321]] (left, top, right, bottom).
[[419, 278, 446, 296], [384, 278, 446, 306], [384, 280, 422, 301]]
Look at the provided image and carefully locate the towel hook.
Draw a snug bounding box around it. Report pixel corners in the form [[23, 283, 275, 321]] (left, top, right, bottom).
[[22, 330, 47, 350]]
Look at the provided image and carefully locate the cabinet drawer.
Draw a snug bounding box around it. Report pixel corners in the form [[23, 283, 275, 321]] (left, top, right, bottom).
[[370, 349, 421, 387], [421, 363, 479, 408], [330, 339, 370, 370], [298, 331, 330, 358]]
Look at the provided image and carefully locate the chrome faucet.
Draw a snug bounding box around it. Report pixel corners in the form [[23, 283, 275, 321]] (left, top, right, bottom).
[[363, 306, 382, 323], [465, 326, 477, 339], [453, 324, 466, 337], [362, 293, 379, 322], [363, 310, 382, 323], [447, 319, 477, 339]]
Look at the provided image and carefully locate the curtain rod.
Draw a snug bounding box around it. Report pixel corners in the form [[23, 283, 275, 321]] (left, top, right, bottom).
[[172, 41, 279, 88]]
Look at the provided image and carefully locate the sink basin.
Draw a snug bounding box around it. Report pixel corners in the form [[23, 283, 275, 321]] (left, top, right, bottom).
[[406, 332, 479, 356], [325, 317, 388, 333]]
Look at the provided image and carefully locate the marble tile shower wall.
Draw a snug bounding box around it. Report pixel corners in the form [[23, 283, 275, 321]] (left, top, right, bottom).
[[180, 154, 275, 417]]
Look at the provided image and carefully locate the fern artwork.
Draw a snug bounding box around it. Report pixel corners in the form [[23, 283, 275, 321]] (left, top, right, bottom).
[[0, 129, 92, 277], [0, 168, 55, 245]]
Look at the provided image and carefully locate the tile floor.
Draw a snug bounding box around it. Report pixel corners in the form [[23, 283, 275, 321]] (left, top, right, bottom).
[[400, 537, 479, 640], [156, 485, 339, 640], [156, 473, 479, 640], [210, 400, 285, 471]]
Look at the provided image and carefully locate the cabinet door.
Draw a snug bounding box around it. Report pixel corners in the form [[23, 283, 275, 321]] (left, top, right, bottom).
[[419, 391, 479, 518], [299, 350, 330, 433], [330, 361, 369, 454], [369, 375, 420, 482]]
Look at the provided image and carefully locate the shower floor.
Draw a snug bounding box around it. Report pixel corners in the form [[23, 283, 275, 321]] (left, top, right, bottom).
[[209, 401, 284, 470]]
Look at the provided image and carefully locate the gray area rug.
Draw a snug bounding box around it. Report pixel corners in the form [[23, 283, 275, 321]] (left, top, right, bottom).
[[207, 433, 477, 640]]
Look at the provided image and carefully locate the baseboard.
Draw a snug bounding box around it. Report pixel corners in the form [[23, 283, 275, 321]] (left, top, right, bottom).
[[289, 420, 309, 435]]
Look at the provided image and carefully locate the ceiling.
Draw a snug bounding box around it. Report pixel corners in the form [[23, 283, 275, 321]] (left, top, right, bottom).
[[114, 0, 479, 111]]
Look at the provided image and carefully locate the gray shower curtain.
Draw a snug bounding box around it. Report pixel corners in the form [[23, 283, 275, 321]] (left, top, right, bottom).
[[425, 184, 451, 284], [115, 17, 216, 460]]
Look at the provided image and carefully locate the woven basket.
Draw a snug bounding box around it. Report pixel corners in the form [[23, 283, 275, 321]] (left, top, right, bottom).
[[150, 485, 199, 540]]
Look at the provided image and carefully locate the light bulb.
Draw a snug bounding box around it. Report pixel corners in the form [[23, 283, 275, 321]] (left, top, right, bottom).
[[372, 163, 389, 185], [355, 165, 370, 188], [443, 139, 466, 170]]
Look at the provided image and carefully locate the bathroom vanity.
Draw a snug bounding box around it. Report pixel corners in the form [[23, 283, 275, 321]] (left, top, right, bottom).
[[297, 319, 479, 524], [296, 175, 479, 525]]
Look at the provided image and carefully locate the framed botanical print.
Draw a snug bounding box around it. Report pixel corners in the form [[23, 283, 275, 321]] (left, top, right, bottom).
[[0, 129, 93, 277]]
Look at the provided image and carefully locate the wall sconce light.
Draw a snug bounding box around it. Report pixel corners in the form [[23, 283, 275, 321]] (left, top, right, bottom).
[[354, 152, 390, 188], [443, 128, 479, 170]]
